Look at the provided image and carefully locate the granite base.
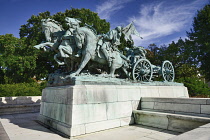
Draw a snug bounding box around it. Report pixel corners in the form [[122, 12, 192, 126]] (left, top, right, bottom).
[[39, 84, 188, 137]]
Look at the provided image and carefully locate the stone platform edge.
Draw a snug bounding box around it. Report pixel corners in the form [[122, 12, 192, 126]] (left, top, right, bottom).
[[48, 74, 184, 86]]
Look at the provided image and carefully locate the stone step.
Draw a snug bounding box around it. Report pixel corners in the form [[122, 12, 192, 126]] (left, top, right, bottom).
[[141, 97, 210, 116], [0, 96, 41, 105], [0, 103, 40, 115], [0, 96, 41, 115], [133, 110, 210, 133], [141, 97, 210, 105]]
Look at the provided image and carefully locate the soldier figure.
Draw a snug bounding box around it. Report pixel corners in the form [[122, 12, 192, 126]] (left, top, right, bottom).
[[58, 17, 81, 58], [99, 26, 122, 67]]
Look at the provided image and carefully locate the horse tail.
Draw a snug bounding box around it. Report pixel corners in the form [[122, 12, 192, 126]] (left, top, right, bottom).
[[54, 54, 65, 65]]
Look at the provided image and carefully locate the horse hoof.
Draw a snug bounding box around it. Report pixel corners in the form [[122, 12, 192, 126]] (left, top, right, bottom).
[[70, 72, 80, 77], [70, 73, 76, 77], [110, 74, 115, 78]]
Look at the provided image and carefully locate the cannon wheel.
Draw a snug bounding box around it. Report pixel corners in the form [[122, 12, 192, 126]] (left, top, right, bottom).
[[132, 59, 153, 82], [162, 60, 175, 82]]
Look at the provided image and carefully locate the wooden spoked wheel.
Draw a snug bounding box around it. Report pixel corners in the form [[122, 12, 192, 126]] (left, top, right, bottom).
[[132, 59, 153, 82], [162, 60, 175, 82]]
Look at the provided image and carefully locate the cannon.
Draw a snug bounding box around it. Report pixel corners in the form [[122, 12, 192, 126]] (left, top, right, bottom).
[[126, 47, 175, 82]]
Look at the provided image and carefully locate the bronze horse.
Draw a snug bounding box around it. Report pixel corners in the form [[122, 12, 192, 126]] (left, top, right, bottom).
[[72, 26, 128, 77]]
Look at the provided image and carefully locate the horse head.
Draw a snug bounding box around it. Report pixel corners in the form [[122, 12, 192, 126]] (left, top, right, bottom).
[[41, 18, 64, 42]]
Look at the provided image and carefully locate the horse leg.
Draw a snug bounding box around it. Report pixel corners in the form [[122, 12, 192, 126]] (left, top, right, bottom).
[[70, 53, 91, 76], [122, 66, 130, 78], [110, 65, 116, 78], [70, 60, 74, 71], [64, 58, 72, 72], [109, 53, 123, 78]]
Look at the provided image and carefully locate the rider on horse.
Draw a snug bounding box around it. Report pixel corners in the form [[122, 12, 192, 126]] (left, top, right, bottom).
[[58, 17, 81, 58], [98, 26, 123, 67]]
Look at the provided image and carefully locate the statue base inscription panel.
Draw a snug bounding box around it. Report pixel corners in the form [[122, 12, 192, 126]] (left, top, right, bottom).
[[38, 84, 189, 137]]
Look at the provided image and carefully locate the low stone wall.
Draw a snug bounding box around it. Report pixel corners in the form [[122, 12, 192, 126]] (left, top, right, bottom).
[[39, 85, 188, 137], [0, 96, 41, 115], [141, 97, 210, 115], [133, 97, 210, 133]]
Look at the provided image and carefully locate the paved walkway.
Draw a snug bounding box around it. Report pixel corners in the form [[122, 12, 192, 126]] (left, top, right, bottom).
[[0, 113, 180, 140]]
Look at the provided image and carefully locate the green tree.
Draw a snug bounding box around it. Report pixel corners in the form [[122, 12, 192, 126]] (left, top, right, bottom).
[[145, 40, 209, 96], [187, 4, 210, 80], [0, 34, 37, 84], [19, 11, 57, 80], [147, 38, 200, 79], [160, 39, 199, 78], [146, 43, 161, 65]]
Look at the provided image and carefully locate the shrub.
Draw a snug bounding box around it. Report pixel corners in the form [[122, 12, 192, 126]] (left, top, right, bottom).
[[0, 82, 46, 97], [176, 77, 210, 97]]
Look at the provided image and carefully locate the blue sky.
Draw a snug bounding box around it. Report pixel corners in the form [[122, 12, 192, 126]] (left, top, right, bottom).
[[0, 0, 208, 47]]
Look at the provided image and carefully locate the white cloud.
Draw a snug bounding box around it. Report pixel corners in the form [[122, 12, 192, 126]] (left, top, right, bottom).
[[96, 0, 133, 20], [128, 0, 207, 47]]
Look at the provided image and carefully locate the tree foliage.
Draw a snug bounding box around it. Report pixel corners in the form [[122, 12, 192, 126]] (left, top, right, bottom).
[[187, 4, 210, 80], [145, 40, 210, 96], [146, 38, 200, 79], [0, 34, 37, 84]]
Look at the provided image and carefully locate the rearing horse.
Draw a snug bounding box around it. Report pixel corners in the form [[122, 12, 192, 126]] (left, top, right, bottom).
[[34, 18, 76, 67], [71, 26, 125, 77]]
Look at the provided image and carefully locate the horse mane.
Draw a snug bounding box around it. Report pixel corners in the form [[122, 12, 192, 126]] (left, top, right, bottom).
[[84, 23, 97, 35], [52, 20, 64, 31], [79, 26, 97, 37]]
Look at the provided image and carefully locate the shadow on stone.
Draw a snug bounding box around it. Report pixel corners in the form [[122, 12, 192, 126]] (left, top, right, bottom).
[[0, 112, 60, 138], [0, 96, 58, 138]]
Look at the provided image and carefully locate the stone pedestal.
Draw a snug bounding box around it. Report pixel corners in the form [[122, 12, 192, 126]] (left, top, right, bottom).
[[38, 84, 188, 137]]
